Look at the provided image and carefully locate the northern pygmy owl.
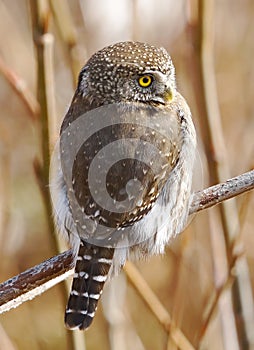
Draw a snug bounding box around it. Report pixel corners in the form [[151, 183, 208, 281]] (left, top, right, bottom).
[[54, 41, 196, 330]]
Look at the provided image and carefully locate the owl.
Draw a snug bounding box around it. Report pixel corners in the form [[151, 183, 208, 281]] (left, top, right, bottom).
[[54, 41, 196, 330]]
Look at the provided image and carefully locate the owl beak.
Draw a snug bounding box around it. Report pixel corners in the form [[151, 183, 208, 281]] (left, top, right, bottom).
[[163, 85, 174, 103]]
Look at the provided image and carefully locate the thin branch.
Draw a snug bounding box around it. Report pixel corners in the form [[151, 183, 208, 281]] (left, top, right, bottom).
[[30, 0, 55, 240], [0, 55, 40, 120], [198, 249, 244, 341], [30, 3, 85, 350], [124, 262, 195, 350], [0, 170, 253, 348], [0, 170, 252, 311], [189, 170, 254, 215], [187, 0, 254, 347], [49, 0, 82, 87], [0, 250, 74, 313]]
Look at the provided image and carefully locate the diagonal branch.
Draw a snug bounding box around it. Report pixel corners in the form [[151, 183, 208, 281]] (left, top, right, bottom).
[[0, 169, 253, 312], [0, 250, 74, 313], [189, 169, 254, 214], [0, 169, 253, 348], [0, 55, 40, 120]]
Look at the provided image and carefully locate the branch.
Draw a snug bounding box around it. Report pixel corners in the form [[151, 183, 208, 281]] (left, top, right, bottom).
[[0, 55, 40, 120], [0, 170, 253, 312], [0, 250, 74, 313], [0, 170, 253, 343], [187, 0, 254, 347], [189, 169, 254, 214]]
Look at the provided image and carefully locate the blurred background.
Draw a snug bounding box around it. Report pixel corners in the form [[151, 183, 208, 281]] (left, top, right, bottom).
[[0, 0, 254, 349]]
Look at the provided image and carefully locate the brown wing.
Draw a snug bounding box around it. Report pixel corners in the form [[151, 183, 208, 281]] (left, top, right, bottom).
[[60, 99, 181, 241]]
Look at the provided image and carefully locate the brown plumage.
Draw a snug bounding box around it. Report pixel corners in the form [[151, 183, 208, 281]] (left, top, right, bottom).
[[54, 41, 196, 330]]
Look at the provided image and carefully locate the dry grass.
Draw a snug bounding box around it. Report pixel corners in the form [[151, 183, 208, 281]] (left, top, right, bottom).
[[0, 0, 254, 349]]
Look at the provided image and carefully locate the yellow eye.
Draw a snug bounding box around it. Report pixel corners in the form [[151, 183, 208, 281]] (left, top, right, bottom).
[[138, 75, 153, 88]]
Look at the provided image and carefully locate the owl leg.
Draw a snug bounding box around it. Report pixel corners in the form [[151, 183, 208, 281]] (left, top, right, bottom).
[[65, 239, 114, 330]]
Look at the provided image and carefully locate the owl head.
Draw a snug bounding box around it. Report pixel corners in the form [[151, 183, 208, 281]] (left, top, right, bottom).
[[77, 41, 176, 106]]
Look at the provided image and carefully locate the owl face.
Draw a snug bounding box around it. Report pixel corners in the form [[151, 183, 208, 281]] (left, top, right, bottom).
[[78, 41, 176, 106]]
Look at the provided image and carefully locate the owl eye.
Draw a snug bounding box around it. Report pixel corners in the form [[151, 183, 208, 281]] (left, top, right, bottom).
[[138, 75, 153, 88]]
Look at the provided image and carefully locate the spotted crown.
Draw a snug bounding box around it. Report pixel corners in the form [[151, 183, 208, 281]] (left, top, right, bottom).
[[77, 41, 176, 103]]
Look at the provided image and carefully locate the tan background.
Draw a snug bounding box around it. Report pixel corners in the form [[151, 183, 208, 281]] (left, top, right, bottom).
[[0, 0, 254, 349]]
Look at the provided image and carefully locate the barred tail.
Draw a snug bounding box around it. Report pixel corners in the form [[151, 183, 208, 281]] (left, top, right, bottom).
[[65, 240, 114, 330]]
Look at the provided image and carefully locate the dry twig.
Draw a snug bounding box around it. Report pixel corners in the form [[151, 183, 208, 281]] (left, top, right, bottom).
[[30, 2, 86, 349], [49, 0, 82, 87], [0, 170, 253, 349], [187, 0, 254, 348], [0, 55, 40, 119]]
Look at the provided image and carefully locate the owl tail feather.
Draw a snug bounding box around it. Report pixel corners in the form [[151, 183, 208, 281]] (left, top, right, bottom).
[[65, 240, 114, 330]]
